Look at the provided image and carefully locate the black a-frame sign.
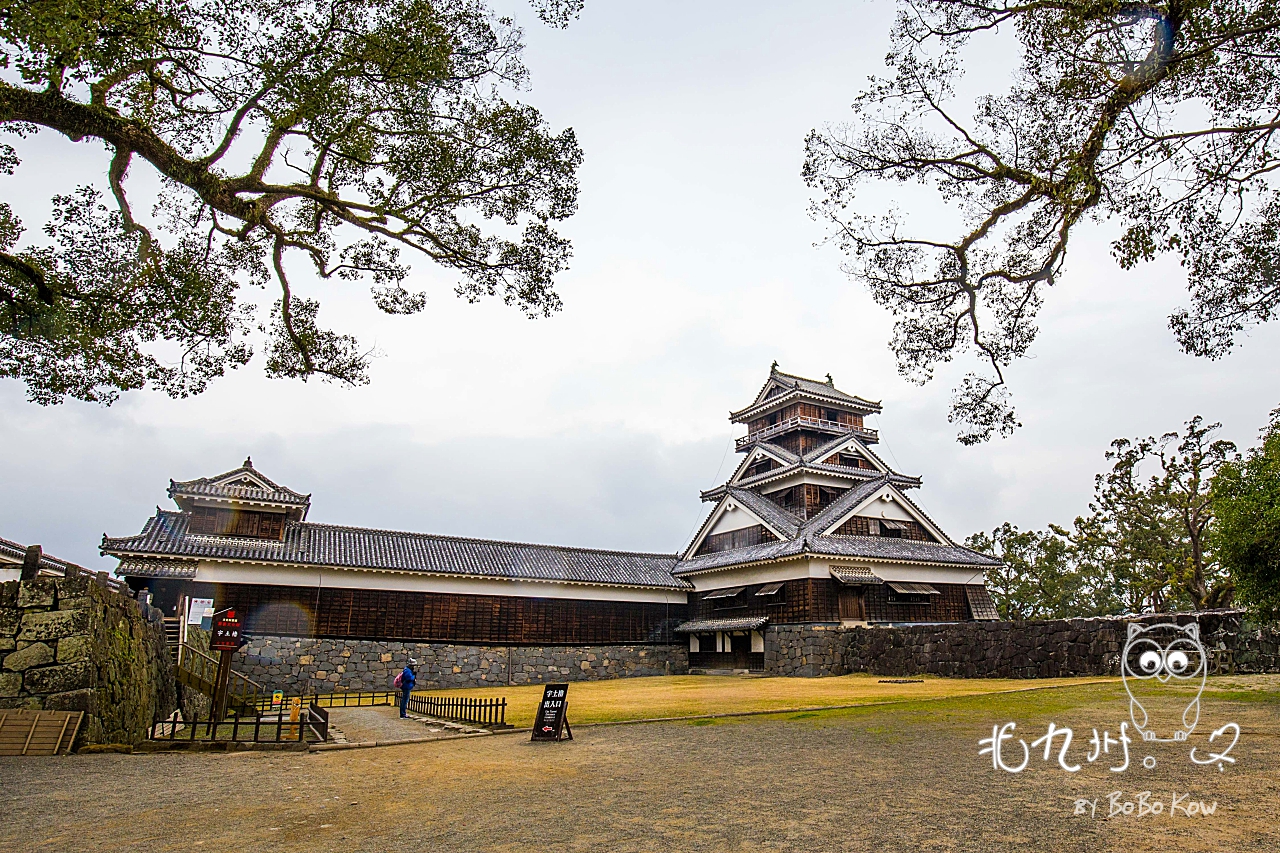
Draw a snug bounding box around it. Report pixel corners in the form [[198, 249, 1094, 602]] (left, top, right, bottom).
[[530, 683, 572, 741]]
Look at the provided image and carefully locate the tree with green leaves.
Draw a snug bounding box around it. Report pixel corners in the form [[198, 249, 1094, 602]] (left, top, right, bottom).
[[1211, 407, 1280, 620], [971, 415, 1238, 617], [1074, 415, 1237, 612], [0, 0, 584, 403], [966, 522, 1093, 619], [806, 1, 1280, 443]]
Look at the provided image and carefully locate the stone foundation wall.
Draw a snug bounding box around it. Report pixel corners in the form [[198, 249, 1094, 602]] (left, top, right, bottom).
[[764, 625, 849, 677], [1236, 623, 1280, 672], [765, 612, 1276, 679], [236, 635, 689, 693], [0, 577, 176, 745]]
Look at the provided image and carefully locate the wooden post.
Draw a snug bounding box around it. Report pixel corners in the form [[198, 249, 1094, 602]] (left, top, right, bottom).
[[287, 696, 301, 740], [20, 545, 41, 581], [211, 648, 234, 722]]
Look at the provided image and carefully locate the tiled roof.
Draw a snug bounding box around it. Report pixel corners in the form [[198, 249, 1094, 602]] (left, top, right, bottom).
[[0, 536, 89, 575], [686, 473, 980, 570], [701, 436, 919, 502], [773, 370, 880, 409], [830, 566, 883, 584], [674, 616, 769, 633], [808, 535, 1001, 568], [674, 533, 998, 575], [675, 476, 1000, 577], [115, 557, 199, 579], [169, 459, 311, 508], [801, 477, 891, 535], [708, 459, 914, 496], [675, 537, 807, 574], [732, 368, 883, 420], [103, 511, 690, 591], [725, 488, 802, 539]]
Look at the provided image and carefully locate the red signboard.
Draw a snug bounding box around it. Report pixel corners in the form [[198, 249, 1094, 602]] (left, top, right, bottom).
[[210, 608, 243, 651]]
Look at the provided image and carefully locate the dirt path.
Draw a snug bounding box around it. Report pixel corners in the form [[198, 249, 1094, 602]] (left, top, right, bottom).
[[2, 681, 1277, 852], [327, 706, 432, 743]]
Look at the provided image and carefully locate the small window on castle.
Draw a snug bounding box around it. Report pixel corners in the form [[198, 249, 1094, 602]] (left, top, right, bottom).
[[188, 506, 286, 540], [755, 582, 786, 604], [880, 520, 908, 539]]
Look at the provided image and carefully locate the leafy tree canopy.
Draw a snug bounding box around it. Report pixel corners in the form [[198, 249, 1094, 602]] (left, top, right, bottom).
[[1073, 415, 1236, 612], [0, 0, 584, 403], [966, 522, 1088, 619], [806, 1, 1280, 443], [1211, 407, 1280, 620], [970, 415, 1238, 617]]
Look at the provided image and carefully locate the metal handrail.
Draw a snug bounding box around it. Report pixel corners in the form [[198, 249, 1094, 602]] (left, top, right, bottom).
[[737, 416, 878, 449]]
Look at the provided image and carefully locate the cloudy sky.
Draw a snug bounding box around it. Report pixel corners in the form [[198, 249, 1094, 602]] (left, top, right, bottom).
[[4, 1, 1280, 570]]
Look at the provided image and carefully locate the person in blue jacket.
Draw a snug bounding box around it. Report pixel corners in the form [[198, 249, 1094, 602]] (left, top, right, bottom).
[[399, 658, 417, 718]]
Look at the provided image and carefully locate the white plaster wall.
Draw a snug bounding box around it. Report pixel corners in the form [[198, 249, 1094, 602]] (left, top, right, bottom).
[[707, 505, 767, 535], [823, 559, 988, 586], [685, 557, 814, 591], [192, 560, 688, 604], [857, 497, 916, 521], [758, 470, 866, 494], [685, 556, 987, 591]]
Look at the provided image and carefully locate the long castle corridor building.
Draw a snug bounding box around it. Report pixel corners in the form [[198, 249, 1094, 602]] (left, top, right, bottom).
[[103, 367, 1000, 680]]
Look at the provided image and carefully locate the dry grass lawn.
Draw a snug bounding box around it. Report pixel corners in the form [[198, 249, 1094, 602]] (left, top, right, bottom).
[[417, 672, 1117, 728], [3, 676, 1277, 853]]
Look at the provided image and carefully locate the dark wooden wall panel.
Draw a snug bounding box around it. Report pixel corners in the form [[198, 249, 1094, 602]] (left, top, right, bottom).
[[689, 578, 839, 624], [696, 524, 778, 556], [862, 583, 971, 623], [214, 583, 685, 645]]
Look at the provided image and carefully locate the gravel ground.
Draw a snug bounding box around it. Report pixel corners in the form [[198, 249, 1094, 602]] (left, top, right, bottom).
[[325, 706, 459, 743], [1, 681, 1276, 853]]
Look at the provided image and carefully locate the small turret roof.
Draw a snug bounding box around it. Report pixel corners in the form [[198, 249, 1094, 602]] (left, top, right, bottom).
[[168, 458, 311, 509], [731, 365, 882, 421]]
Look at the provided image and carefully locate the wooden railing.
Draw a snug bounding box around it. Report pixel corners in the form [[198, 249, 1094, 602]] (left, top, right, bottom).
[[253, 690, 397, 713], [176, 644, 266, 717], [407, 694, 509, 729], [737, 417, 877, 449]]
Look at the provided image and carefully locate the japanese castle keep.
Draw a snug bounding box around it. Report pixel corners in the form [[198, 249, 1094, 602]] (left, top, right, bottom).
[[103, 367, 1001, 686]]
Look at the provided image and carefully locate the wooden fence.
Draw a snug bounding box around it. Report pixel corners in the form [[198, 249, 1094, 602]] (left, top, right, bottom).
[[254, 689, 398, 712], [149, 704, 327, 744], [407, 694, 509, 729], [250, 689, 509, 729]]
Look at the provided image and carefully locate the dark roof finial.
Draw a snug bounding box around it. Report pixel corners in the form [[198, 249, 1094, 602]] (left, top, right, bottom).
[[826, 373, 834, 385], [243, 456, 253, 468], [770, 360, 779, 372]]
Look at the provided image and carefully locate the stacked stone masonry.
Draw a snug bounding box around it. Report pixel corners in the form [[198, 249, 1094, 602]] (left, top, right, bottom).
[[237, 635, 689, 693], [764, 611, 1278, 678], [0, 577, 176, 746]]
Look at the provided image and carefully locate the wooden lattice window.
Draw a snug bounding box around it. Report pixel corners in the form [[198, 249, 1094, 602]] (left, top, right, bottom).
[[696, 524, 779, 555], [188, 507, 286, 539]]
